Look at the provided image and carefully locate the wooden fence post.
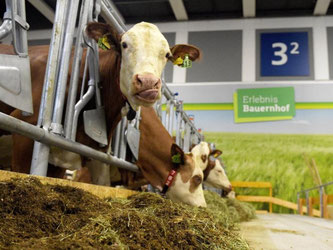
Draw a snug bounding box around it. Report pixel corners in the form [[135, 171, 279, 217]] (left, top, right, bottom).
[[269, 186, 273, 213], [308, 197, 313, 216], [298, 198, 304, 215]]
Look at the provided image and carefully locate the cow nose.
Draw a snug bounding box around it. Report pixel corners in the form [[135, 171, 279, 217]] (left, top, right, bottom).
[[135, 73, 161, 89]]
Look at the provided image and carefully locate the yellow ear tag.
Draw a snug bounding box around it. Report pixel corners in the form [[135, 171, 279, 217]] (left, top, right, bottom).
[[173, 57, 183, 66], [214, 153, 219, 158], [98, 35, 111, 50]]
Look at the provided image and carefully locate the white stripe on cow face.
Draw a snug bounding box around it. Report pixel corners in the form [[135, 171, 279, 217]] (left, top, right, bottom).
[[120, 22, 170, 110], [205, 159, 232, 191]]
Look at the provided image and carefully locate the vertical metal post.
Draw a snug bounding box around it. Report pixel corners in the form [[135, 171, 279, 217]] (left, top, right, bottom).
[[12, 0, 29, 57], [168, 102, 174, 135], [320, 186, 324, 218], [30, 0, 68, 176], [113, 122, 121, 157], [118, 117, 128, 160], [183, 122, 191, 152], [175, 103, 183, 146], [51, 0, 80, 134], [297, 192, 301, 214], [164, 100, 170, 129], [64, 0, 91, 139]]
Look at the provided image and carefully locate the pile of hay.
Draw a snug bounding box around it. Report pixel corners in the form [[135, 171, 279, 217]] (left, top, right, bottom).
[[0, 177, 255, 249]]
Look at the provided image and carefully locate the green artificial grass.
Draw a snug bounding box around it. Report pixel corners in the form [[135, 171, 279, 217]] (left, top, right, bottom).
[[204, 132, 333, 213]]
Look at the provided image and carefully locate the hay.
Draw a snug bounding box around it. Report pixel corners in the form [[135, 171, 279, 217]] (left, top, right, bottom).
[[0, 177, 254, 249]]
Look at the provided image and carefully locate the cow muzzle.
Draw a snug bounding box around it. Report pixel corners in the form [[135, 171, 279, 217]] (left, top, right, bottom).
[[133, 73, 161, 103]]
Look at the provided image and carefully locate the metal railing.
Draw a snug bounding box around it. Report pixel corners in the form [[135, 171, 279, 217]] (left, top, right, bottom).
[[297, 181, 333, 218]]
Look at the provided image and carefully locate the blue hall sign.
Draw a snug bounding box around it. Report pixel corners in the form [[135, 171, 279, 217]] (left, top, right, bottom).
[[260, 32, 310, 77]]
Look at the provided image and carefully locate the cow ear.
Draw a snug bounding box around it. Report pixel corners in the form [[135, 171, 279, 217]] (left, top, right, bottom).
[[86, 22, 121, 53], [210, 149, 222, 159], [169, 44, 201, 63], [171, 143, 185, 166]]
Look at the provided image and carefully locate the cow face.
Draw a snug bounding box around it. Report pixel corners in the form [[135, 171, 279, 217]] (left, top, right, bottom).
[[166, 144, 207, 207], [86, 22, 201, 110], [191, 141, 222, 170], [205, 159, 232, 192]]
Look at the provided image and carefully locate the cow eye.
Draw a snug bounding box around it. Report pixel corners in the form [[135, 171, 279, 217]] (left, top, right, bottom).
[[122, 42, 128, 49], [165, 52, 170, 58]]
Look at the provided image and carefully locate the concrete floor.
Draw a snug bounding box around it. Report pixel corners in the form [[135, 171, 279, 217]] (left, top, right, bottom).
[[240, 214, 333, 250]]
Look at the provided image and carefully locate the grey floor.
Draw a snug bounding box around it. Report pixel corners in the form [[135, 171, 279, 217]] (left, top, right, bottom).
[[240, 214, 333, 250]]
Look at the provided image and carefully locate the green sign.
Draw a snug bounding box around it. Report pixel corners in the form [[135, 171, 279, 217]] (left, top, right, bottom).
[[234, 87, 295, 123]]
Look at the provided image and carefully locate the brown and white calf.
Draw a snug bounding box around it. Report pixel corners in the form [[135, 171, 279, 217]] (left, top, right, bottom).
[[78, 106, 207, 207], [191, 142, 232, 193], [0, 21, 201, 177]]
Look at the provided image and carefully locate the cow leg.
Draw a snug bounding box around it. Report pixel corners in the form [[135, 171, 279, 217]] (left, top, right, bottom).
[[86, 159, 111, 186]]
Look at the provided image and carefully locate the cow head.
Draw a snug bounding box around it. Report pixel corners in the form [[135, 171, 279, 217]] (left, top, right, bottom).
[[191, 141, 222, 170], [204, 158, 232, 192], [86, 22, 201, 110], [165, 144, 206, 207], [191, 141, 232, 192]]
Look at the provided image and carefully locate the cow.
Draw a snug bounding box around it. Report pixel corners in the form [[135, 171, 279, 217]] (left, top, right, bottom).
[[0, 21, 201, 178], [191, 141, 232, 193], [135, 106, 206, 207]]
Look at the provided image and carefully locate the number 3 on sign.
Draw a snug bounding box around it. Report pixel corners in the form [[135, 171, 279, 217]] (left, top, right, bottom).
[[271, 42, 299, 66]]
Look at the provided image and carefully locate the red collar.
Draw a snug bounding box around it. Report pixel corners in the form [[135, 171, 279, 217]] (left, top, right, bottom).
[[162, 169, 177, 194]]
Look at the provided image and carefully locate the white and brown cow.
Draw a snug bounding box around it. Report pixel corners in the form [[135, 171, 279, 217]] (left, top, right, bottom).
[[0, 21, 201, 178], [191, 142, 232, 193]]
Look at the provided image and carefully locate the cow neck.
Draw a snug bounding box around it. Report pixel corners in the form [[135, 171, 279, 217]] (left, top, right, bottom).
[[98, 50, 126, 140], [136, 106, 175, 190]]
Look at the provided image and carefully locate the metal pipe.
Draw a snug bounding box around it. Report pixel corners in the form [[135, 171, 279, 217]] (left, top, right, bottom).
[[100, 0, 126, 33], [113, 121, 122, 157], [64, 0, 90, 139], [183, 123, 191, 152], [306, 191, 310, 215], [118, 117, 128, 160], [0, 0, 12, 40], [51, 0, 80, 134], [0, 112, 139, 173], [297, 193, 301, 214], [298, 181, 333, 193], [71, 82, 95, 140], [320, 186, 324, 218], [30, 0, 68, 176], [168, 102, 174, 135]]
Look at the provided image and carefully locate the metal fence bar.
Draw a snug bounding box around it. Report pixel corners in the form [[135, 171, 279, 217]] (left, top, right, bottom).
[[51, 1, 80, 135], [64, 0, 91, 139], [30, 0, 68, 176], [0, 112, 139, 173], [100, 0, 126, 33], [320, 186, 324, 218]]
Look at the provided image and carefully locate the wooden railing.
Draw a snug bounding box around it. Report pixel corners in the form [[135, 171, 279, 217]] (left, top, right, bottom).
[[231, 181, 273, 213], [231, 181, 323, 217]]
